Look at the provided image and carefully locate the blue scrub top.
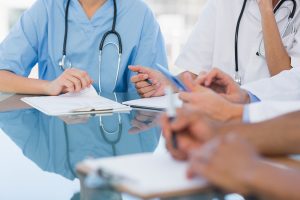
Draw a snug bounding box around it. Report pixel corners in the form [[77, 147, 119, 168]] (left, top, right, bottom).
[[0, 0, 168, 92]]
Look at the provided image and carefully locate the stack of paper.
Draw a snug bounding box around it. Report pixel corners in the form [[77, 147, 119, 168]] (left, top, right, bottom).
[[21, 86, 131, 116], [122, 94, 182, 110], [77, 153, 207, 199]]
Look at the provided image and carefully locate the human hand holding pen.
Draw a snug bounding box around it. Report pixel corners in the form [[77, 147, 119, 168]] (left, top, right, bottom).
[[187, 134, 262, 195], [129, 65, 173, 98], [161, 108, 217, 161]]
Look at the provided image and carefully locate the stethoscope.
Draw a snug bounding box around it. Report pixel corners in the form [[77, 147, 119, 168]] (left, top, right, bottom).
[[234, 0, 297, 85], [59, 0, 123, 92]]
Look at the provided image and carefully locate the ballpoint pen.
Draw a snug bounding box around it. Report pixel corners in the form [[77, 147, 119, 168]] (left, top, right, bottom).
[[165, 86, 178, 149]]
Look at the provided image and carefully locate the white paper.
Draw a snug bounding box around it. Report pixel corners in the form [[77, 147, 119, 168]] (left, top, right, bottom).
[[83, 153, 207, 196], [21, 86, 131, 116], [123, 94, 182, 110]]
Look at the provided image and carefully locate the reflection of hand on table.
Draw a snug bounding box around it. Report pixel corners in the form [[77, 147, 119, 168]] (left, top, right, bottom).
[[129, 110, 160, 134]]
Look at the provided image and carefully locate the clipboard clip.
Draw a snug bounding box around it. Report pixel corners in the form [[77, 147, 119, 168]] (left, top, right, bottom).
[[71, 107, 113, 114], [84, 169, 135, 189]]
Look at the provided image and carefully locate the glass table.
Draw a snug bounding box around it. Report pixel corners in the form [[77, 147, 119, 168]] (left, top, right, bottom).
[[0, 92, 262, 200]]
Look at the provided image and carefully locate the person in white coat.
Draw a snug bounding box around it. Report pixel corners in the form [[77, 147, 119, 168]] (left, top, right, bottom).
[[129, 0, 300, 98]]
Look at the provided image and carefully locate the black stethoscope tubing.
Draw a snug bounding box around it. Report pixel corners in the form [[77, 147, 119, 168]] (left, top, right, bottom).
[[234, 0, 297, 77], [62, 0, 123, 64]]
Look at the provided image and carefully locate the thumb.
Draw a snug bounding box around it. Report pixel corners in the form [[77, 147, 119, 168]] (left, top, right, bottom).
[[182, 72, 208, 92]]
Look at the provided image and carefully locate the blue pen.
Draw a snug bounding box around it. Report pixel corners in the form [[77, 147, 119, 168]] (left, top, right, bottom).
[[155, 63, 189, 92]]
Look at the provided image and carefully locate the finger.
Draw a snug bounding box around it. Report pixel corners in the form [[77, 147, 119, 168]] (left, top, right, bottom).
[[66, 75, 82, 92], [142, 89, 157, 98], [137, 85, 157, 95], [67, 69, 92, 88], [136, 81, 152, 89], [161, 114, 172, 139], [131, 74, 149, 83], [182, 73, 207, 92], [187, 159, 207, 179], [205, 68, 230, 86], [179, 92, 194, 103], [63, 79, 75, 93], [129, 65, 154, 75], [170, 110, 190, 131]]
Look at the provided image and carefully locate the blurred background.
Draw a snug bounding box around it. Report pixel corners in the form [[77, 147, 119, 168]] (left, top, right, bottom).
[[0, 0, 207, 75]]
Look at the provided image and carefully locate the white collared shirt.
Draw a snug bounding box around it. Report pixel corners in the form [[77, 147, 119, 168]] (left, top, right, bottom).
[[176, 0, 300, 84]]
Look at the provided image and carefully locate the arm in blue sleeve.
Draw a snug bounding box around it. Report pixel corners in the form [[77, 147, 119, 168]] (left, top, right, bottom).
[[248, 91, 261, 103], [243, 105, 250, 123]]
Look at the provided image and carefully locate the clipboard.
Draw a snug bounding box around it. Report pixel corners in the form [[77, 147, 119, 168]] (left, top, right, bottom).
[[76, 153, 209, 199]]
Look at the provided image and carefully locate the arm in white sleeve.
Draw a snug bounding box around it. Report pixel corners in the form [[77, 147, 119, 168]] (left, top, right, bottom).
[[247, 101, 300, 123], [242, 67, 300, 101]]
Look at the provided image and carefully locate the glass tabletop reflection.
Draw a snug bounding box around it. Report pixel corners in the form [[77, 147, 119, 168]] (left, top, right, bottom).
[[0, 92, 164, 200], [0, 92, 250, 200]]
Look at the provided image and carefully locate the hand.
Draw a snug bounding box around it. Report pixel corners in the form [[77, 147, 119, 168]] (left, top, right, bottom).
[[45, 68, 93, 96], [196, 68, 250, 104], [129, 65, 173, 98], [180, 73, 244, 122], [161, 108, 217, 161], [187, 134, 262, 195]]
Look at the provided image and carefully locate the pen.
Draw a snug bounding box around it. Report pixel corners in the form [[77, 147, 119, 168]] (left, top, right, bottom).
[[165, 86, 178, 149], [156, 63, 189, 92]]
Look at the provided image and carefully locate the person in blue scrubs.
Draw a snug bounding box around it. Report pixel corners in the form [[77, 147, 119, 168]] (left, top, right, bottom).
[[0, 0, 167, 95]]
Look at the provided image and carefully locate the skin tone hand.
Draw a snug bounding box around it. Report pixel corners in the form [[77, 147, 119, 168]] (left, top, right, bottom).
[[129, 65, 174, 97], [180, 72, 244, 122], [0, 68, 93, 95], [196, 68, 250, 104], [187, 134, 262, 195], [45, 68, 93, 96], [161, 108, 217, 161], [257, 0, 291, 76]]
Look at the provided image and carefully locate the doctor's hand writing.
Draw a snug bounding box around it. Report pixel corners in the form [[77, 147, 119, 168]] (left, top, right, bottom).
[[161, 108, 217, 161], [180, 73, 244, 122], [129, 65, 176, 98], [45, 68, 93, 96], [196, 68, 250, 104], [187, 134, 262, 195]]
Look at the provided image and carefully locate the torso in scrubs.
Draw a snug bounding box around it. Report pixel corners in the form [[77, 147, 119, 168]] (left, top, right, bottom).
[[0, 0, 168, 92]]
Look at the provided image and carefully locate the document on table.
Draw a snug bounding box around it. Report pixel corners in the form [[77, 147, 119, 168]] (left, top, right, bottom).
[[77, 153, 207, 199], [122, 94, 182, 110], [21, 86, 131, 116]]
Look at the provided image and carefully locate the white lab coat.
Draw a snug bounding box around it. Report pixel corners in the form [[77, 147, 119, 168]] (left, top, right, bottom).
[[242, 67, 300, 100], [176, 0, 300, 84], [247, 101, 300, 123]]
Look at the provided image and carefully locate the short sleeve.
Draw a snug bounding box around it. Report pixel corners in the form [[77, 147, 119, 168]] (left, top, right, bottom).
[[175, 0, 217, 75], [0, 0, 47, 77], [128, 7, 168, 91], [286, 27, 300, 68]]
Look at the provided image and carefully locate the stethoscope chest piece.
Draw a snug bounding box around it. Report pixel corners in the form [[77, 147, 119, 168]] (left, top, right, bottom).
[[234, 72, 242, 86], [59, 55, 72, 70]]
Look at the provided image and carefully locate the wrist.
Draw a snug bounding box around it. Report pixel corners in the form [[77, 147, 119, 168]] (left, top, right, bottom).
[[41, 81, 52, 95], [243, 159, 266, 194], [223, 103, 244, 122]]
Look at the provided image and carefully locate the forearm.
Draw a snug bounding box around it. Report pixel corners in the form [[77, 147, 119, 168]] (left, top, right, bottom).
[[261, 9, 291, 75], [218, 111, 300, 156], [247, 160, 300, 200], [0, 70, 49, 95]]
